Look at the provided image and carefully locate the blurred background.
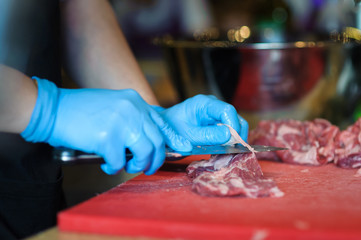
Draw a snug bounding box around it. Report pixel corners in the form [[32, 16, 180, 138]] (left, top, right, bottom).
[[64, 0, 361, 206], [106, 0, 361, 130]]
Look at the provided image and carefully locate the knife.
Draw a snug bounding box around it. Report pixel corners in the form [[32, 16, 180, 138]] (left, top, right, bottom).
[[53, 145, 287, 165]]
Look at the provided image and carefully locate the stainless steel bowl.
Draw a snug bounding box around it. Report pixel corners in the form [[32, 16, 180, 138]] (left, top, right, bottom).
[[156, 38, 345, 127]]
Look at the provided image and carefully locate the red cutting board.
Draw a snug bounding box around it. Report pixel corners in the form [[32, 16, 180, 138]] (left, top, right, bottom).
[[58, 158, 361, 240]]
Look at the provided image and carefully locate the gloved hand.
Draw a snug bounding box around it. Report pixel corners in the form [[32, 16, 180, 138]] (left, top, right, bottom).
[[156, 94, 249, 145], [21, 77, 192, 175]]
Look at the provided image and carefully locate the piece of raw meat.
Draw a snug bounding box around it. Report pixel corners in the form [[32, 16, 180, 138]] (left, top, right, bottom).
[[249, 119, 339, 165], [334, 118, 361, 168], [186, 153, 284, 198]]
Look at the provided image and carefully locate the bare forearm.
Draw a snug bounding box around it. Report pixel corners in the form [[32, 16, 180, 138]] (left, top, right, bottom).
[[60, 0, 159, 105], [0, 65, 37, 133]]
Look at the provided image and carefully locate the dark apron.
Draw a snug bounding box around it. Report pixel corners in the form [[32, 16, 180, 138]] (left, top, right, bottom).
[[0, 0, 65, 238]]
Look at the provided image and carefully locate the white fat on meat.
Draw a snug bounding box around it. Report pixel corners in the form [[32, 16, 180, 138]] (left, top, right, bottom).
[[193, 168, 231, 195], [277, 125, 302, 137], [269, 187, 285, 198], [291, 146, 319, 165], [213, 155, 234, 170], [220, 124, 256, 154]]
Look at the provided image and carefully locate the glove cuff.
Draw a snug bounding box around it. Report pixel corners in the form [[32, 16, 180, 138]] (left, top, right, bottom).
[[21, 77, 59, 143]]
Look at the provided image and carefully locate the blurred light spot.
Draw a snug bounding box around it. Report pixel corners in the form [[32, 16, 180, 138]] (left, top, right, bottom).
[[234, 29, 244, 42], [227, 29, 236, 42], [295, 41, 306, 48], [228, 26, 251, 42], [193, 30, 202, 41], [240, 26, 251, 39], [309, 41, 316, 47]]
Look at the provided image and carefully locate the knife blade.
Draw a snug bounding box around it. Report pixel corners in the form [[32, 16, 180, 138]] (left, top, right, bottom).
[[53, 145, 287, 165]]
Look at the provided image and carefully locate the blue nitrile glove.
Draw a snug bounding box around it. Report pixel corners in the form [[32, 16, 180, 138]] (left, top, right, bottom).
[[21, 77, 192, 175], [156, 94, 249, 145]]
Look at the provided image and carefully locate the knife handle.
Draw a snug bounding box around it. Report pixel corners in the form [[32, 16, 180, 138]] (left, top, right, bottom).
[[53, 148, 108, 164], [53, 147, 185, 165]]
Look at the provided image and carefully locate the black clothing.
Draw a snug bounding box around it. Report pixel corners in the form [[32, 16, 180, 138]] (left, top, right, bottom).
[[0, 0, 65, 238]]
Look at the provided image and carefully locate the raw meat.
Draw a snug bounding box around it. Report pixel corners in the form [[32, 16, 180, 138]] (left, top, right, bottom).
[[186, 153, 284, 198], [334, 118, 361, 168], [249, 117, 361, 170], [249, 119, 340, 166], [185, 124, 283, 198]]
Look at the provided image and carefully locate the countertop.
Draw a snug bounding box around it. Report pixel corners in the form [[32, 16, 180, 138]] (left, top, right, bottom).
[[27, 227, 162, 240]]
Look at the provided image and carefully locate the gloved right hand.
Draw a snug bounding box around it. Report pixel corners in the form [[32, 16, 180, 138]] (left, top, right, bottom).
[[156, 94, 249, 145], [21, 77, 192, 175]]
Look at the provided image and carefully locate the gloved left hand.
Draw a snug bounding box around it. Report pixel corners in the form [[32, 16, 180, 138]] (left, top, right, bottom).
[[156, 94, 249, 145], [21, 77, 192, 175]]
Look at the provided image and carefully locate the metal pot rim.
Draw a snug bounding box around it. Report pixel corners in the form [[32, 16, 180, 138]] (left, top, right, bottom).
[[153, 38, 340, 50]]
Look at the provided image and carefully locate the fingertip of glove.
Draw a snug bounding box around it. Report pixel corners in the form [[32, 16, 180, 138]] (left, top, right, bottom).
[[144, 169, 156, 175], [101, 164, 119, 175]]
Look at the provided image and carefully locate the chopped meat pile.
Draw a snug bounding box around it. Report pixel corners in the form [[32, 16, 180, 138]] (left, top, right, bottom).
[[249, 119, 339, 165], [186, 153, 284, 198], [334, 119, 361, 168], [249, 118, 361, 169]]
